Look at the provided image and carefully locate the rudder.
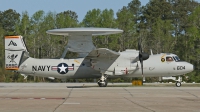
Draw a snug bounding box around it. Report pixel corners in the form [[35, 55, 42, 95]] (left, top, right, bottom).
[[5, 36, 29, 70]]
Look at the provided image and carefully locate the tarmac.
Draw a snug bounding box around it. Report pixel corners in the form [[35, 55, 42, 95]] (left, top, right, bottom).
[[0, 83, 199, 112]]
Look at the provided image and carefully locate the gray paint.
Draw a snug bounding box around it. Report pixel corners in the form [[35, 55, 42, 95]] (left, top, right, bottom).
[[5, 29, 193, 81]]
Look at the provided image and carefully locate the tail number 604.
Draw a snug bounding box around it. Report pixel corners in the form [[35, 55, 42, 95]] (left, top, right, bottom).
[[177, 66, 185, 70]]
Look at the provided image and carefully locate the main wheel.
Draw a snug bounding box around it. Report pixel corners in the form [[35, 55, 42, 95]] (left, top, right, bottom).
[[104, 80, 108, 87], [176, 82, 181, 87], [98, 81, 103, 87], [98, 80, 108, 87]]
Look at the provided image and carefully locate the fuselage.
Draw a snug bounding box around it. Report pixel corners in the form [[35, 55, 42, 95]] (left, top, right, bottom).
[[18, 49, 193, 80]]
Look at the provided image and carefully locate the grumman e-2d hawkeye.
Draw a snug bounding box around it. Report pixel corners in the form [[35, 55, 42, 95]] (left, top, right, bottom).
[[5, 28, 193, 87]]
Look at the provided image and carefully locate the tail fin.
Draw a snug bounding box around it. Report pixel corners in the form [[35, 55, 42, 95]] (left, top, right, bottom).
[[5, 36, 29, 70]]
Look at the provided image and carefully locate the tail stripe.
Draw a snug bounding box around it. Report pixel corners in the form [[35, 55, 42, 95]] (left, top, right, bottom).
[[5, 36, 20, 38]]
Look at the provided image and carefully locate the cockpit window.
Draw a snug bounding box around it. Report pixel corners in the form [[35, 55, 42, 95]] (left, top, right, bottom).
[[166, 56, 173, 62], [173, 56, 180, 62]]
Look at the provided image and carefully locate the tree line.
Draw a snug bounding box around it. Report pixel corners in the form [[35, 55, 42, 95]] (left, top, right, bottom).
[[0, 0, 200, 83]]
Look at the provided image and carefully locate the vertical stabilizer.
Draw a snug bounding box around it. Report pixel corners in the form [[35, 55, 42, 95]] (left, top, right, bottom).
[[5, 36, 28, 70]]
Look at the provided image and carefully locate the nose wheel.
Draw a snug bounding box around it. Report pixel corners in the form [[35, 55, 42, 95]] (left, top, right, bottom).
[[97, 74, 108, 87], [176, 82, 181, 87]]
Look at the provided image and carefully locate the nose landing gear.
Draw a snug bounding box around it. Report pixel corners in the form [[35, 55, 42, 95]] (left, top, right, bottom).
[[97, 74, 108, 87], [176, 82, 181, 87], [175, 76, 182, 87]]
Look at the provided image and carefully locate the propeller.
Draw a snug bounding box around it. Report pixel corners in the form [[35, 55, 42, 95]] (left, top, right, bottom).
[[138, 38, 149, 75]]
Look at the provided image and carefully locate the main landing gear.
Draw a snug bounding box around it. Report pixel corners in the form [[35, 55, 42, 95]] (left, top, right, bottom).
[[97, 74, 108, 87]]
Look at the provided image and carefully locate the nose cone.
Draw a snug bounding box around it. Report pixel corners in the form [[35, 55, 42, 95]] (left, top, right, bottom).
[[177, 62, 194, 74], [187, 63, 194, 72]]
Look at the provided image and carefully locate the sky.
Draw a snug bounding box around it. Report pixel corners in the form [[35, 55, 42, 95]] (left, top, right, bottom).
[[0, 0, 200, 22], [0, 0, 148, 22]]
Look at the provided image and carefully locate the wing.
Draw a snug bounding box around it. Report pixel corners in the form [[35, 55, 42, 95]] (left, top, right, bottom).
[[84, 48, 120, 72]]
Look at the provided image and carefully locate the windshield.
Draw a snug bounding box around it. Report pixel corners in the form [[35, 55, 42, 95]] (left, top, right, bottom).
[[173, 56, 180, 62]]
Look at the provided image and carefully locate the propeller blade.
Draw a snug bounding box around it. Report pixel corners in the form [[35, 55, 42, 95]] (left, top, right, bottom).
[[141, 58, 143, 75], [138, 41, 140, 52], [137, 37, 149, 75], [139, 55, 143, 75], [138, 38, 142, 53]]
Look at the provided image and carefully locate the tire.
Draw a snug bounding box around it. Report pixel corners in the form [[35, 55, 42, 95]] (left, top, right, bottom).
[[176, 82, 181, 87], [104, 80, 108, 87], [98, 81, 107, 87], [98, 82, 101, 87]]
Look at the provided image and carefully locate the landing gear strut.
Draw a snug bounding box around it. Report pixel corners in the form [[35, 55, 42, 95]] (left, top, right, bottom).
[[97, 74, 108, 87], [175, 76, 182, 87]]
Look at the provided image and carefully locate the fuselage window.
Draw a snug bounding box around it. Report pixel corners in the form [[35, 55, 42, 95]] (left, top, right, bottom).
[[166, 56, 173, 62], [173, 56, 177, 61], [175, 56, 180, 61], [173, 56, 180, 62]]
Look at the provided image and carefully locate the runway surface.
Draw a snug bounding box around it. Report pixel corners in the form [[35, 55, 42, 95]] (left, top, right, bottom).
[[0, 83, 199, 112]]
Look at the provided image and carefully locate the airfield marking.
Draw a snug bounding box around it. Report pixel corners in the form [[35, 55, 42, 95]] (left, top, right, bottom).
[[124, 97, 156, 112], [174, 87, 199, 98], [63, 103, 80, 105], [2, 87, 24, 98], [53, 88, 73, 112], [118, 93, 130, 94], [0, 97, 65, 100], [122, 87, 155, 112]]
